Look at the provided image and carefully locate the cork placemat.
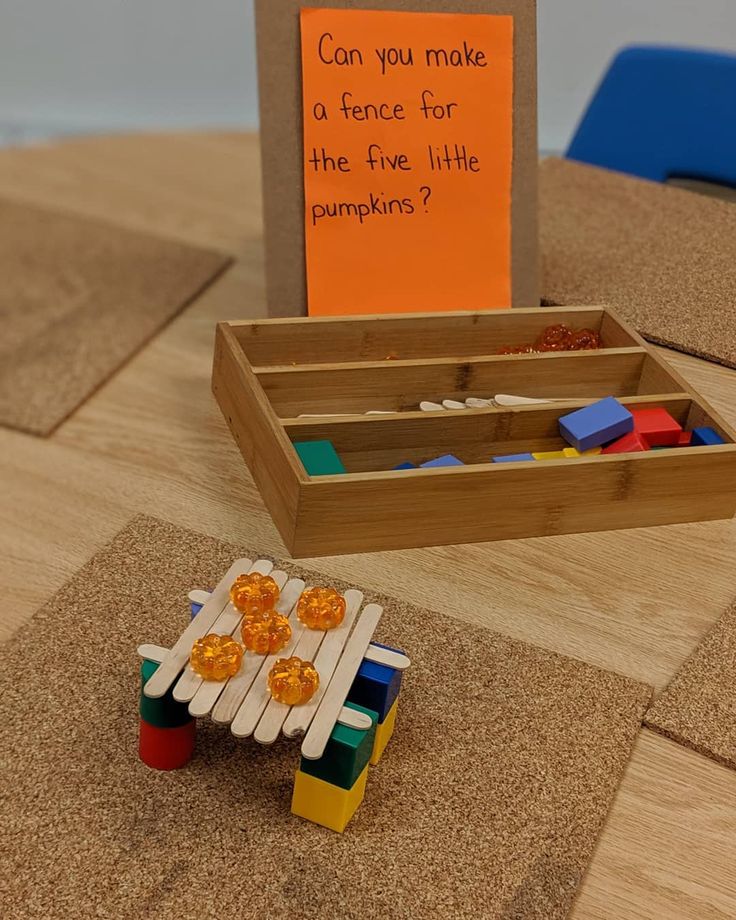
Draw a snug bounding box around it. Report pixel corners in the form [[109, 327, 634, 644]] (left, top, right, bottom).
[[645, 598, 736, 769], [0, 515, 651, 920], [539, 157, 736, 369], [0, 198, 230, 435]]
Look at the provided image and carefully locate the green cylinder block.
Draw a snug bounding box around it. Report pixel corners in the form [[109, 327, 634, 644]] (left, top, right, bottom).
[[139, 659, 193, 729]]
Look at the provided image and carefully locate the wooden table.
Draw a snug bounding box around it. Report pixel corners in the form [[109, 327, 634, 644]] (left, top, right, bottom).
[[2, 132, 735, 919]]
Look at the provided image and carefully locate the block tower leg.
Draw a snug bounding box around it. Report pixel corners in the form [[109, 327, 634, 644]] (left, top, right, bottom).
[[138, 659, 196, 770], [347, 643, 403, 765], [292, 702, 378, 832]]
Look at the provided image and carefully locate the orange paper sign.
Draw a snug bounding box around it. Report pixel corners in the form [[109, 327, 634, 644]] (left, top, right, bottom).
[[300, 7, 513, 316]]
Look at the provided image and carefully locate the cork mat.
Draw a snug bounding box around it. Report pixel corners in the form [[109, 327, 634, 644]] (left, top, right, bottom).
[[0, 515, 652, 920], [0, 198, 230, 435], [646, 597, 736, 769], [539, 157, 736, 369]]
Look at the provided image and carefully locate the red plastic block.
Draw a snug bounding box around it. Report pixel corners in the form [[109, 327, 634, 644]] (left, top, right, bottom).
[[631, 408, 682, 446], [139, 717, 196, 770], [601, 431, 650, 454], [678, 430, 693, 446]]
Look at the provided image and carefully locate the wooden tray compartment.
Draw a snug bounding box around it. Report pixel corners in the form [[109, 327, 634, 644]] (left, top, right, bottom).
[[258, 350, 676, 418], [234, 307, 638, 366], [213, 307, 736, 556], [283, 396, 709, 474]]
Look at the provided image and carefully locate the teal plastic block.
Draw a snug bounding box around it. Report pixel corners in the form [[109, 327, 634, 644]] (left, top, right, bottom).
[[139, 659, 192, 729], [294, 440, 347, 476], [299, 702, 378, 790]]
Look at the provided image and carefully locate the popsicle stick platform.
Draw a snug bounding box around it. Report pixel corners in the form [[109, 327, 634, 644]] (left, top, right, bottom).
[[139, 568, 406, 758], [136, 643, 373, 731]]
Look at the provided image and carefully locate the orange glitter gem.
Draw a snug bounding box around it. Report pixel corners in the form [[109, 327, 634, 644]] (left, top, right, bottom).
[[190, 634, 243, 681], [241, 611, 292, 655], [267, 656, 319, 706], [297, 587, 346, 631], [229, 572, 280, 617]]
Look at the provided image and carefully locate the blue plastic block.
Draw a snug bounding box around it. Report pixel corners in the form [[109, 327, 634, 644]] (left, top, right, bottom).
[[294, 440, 346, 476], [566, 46, 736, 188], [492, 453, 536, 463], [420, 454, 464, 468], [190, 602, 203, 619], [690, 427, 726, 447], [394, 462, 417, 470], [559, 397, 633, 452], [347, 645, 403, 723]]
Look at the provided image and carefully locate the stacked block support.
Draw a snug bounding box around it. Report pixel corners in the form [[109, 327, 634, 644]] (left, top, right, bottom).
[[347, 643, 403, 765], [292, 645, 406, 831], [138, 659, 196, 770], [292, 703, 376, 832]]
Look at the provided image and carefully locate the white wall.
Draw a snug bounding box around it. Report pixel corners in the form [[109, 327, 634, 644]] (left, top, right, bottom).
[[538, 0, 736, 151], [0, 1, 735, 149]]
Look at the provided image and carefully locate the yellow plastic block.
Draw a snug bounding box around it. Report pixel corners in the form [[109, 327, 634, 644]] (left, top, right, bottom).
[[531, 451, 567, 461], [563, 446, 602, 458], [291, 765, 368, 833], [370, 698, 399, 765]]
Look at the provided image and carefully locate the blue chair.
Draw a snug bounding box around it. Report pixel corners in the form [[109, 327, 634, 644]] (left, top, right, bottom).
[[566, 45, 736, 187]]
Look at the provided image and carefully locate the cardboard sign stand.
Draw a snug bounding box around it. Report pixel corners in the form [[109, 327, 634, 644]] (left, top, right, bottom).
[[255, 0, 538, 317]]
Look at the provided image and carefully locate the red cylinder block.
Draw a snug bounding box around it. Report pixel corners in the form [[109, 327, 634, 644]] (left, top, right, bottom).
[[139, 717, 196, 770]]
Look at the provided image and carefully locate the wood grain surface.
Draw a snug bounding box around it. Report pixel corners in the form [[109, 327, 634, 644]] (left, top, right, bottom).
[[2, 132, 736, 919]]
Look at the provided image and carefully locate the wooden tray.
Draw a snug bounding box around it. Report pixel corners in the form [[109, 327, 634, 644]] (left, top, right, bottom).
[[212, 306, 736, 556]]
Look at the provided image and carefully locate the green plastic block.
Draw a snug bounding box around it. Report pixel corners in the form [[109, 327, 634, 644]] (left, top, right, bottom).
[[300, 702, 378, 790], [293, 440, 346, 476], [139, 659, 192, 729]]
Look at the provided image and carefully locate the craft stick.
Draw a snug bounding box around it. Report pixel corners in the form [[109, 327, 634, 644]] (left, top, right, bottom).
[[142, 558, 253, 699], [493, 394, 553, 406], [187, 571, 290, 718], [139, 639, 407, 675], [229, 618, 310, 738], [231, 588, 363, 739], [337, 707, 373, 730], [301, 604, 383, 760], [137, 643, 167, 663], [210, 577, 305, 724], [364, 644, 411, 670], [364, 410, 394, 414], [252, 620, 329, 745], [419, 401, 445, 412], [282, 590, 364, 739], [172, 559, 274, 703], [465, 397, 494, 408], [187, 589, 211, 606], [442, 399, 468, 410]]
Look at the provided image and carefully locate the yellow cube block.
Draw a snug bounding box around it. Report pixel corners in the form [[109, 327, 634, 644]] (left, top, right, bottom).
[[531, 451, 567, 461], [563, 446, 602, 458], [291, 765, 368, 832], [370, 698, 399, 765]]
